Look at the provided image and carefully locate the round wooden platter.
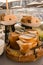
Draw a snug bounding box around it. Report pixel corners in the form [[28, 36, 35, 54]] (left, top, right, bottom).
[[5, 44, 43, 62], [1, 14, 17, 26]]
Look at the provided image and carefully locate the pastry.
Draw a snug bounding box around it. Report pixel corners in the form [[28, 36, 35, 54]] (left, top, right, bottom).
[[6, 30, 43, 62], [9, 32, 20, 50], [16, 40, 37, 54], [16, 31, 39, 54]]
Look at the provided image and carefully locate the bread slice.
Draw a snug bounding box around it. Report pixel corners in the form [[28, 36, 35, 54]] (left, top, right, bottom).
[[19, 34, 38, 43], [16, 40, 37, 54]]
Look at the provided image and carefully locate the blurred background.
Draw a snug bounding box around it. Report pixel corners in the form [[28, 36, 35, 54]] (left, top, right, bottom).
[[0, 0, 43, 9], [0, 0, 43, 21]]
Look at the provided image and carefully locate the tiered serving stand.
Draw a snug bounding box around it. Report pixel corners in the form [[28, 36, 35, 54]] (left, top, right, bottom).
[[0, 14, 43, 62]]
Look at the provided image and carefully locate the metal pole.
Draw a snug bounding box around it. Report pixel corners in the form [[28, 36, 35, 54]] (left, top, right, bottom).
[[6, 0, 9, 14], [6, 0, 8, 10]]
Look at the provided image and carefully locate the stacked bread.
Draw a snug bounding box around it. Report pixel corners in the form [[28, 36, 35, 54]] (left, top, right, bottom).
[[6, 15, 43, 62], [6, 30, 43, 62], [16, 30, 39, 54]]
